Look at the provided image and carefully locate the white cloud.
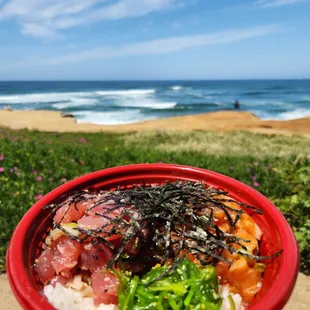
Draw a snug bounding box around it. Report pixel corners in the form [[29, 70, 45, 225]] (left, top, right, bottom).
[[256, 0, 309, 8], [21, 23, 60, 39], [0, 0, 103, 19], [53, 17, 85, 30], [45, 25, 278, 65], [90, 0, 173, 20], [0, 0, 177, 38]]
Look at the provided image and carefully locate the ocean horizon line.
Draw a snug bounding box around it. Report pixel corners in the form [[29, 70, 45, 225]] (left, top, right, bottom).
[[1, 78, 310, 83]]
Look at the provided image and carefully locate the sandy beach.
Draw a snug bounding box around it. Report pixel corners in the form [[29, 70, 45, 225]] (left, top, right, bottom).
[[0, 110, 310, 137]]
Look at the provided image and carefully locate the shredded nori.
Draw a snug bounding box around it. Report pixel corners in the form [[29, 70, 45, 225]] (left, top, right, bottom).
[[44, 180, 283, 281]]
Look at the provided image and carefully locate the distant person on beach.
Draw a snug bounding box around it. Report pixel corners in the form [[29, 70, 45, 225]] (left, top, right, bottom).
[[234, 100, 240, 111]]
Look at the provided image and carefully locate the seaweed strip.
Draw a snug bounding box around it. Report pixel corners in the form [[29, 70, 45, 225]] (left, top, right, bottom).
[[42, 180, 283, 283]]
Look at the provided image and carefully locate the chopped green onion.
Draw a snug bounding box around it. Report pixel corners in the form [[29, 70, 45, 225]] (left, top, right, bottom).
[[254, 263, 266, 272], [228, 295, 236, 310]]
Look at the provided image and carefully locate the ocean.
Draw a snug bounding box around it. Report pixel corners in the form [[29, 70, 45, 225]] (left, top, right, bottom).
[[0, 80, 310, 125]]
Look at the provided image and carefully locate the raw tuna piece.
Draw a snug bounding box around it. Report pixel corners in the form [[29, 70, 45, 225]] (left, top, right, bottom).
[[54, 235, 82, 259], [54, 200, 93, 224], [91, 270, 119, 306], [36, 249, 56, 284], [77, 215, 110, 230], [87, 200, 117, 216], [124, 236, 141, 256], [49, 273, 73, 287], [79, 242, 113, 272], [51, 235, 82, 274], [77, 205, 124, 231]]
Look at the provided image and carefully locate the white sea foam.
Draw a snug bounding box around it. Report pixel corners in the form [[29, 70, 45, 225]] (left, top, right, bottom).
[[115, 98, 176, 109], [245, 99, 293, 107], [254, 108, 310, 121], [187, 91, 212, 99], [95, 89, 155, 96], [301, 96, 310, 102], [171, 86, 182, 91], [204, 90, 226, 95], [265, 108, 310, 120], [73, 110, 156, 125], [0, 89, 156, 104], [52, 98, 98, 109], [0, 92, 94, 104]]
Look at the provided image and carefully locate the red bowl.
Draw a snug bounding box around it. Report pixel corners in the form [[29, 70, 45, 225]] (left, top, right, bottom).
[[6, 164, 299, 310]]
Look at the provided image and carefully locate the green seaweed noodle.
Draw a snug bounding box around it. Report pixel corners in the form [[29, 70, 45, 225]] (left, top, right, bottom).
[[116, 258, 222, 310]]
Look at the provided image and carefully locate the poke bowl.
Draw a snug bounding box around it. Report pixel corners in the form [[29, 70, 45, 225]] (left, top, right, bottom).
[[6, 164, 299, 310]]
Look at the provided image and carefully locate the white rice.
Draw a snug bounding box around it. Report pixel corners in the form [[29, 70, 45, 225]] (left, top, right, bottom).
[[44, 283, 118, 310], [44, 283, 244, 310], [220, 285, 244, 310]]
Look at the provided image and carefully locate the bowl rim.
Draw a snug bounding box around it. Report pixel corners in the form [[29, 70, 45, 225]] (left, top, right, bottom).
[[6, 163, 300, 310]]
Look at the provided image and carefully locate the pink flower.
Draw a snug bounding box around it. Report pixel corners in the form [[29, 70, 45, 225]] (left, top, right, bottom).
[[33, 170, 38, 175], [253, 181, 260, 187], [13, 166, 18, 171], [78, 137, 88, 144], [0, 154, 3, 161], [15, 172, 20, 176], [252, 175, 257, 180], [60, 178, 67, 183], [35, 194, 43, 201], [9, 168, 13, 173], [0, 167, 4, 173], [36, 176, 43, 182]]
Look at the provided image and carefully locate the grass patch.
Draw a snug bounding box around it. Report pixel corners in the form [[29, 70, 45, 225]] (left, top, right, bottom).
[[126, 130, 310, 157], [0, 127, 309, 274]]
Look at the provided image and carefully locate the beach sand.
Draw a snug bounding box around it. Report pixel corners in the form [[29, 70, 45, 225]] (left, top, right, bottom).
[[1, 272, 309, 309], [0, 110, 310, 137]]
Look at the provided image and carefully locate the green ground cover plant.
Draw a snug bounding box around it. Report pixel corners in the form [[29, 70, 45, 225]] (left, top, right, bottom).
[[0, 128, 309, 274]]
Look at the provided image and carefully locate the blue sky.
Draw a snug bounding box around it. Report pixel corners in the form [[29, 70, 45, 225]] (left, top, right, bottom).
[[0, 0, 309, 80]]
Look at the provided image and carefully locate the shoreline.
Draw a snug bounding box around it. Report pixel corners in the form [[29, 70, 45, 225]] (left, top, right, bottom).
[[0, 110, 310, 137]]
